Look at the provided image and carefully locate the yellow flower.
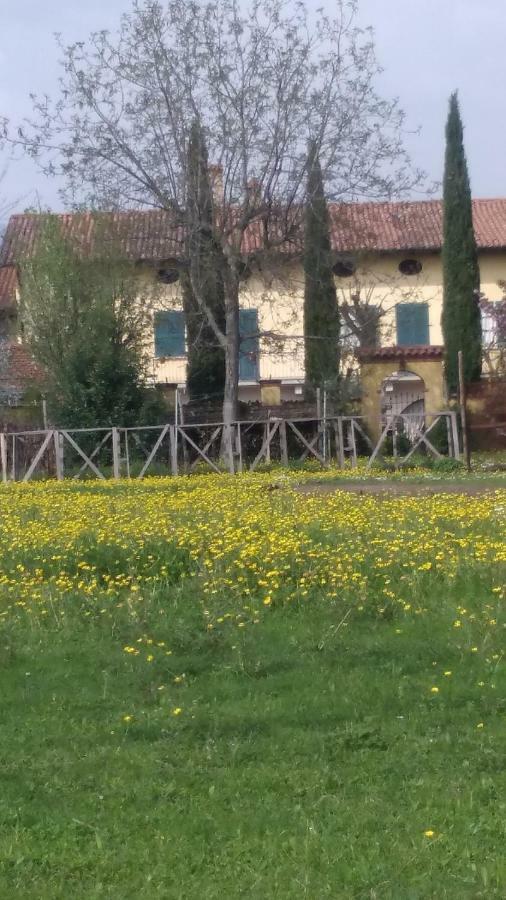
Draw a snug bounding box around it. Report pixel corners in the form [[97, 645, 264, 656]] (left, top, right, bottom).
[[171, 707, 183, 716], [430, 687, 439, 694], [122, 714, 133, 723], [476, 722, 484, 729], [443, 671, 452, 677], [423, 830, 435, 838]]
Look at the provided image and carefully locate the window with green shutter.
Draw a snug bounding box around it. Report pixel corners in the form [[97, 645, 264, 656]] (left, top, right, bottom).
[[239, 309, 259, 380], [396, 303, 430, 346], [154, 310, 185, 357]]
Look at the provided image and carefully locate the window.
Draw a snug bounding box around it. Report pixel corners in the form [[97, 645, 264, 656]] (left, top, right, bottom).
[[481, 301, 506, 347], [399, 259, 423, 276], [481, 306, 496, 346], [396, 302, 429, 346], [239, 309, 259, 380], [157, 266, 180, 284], [333, 258, 356, 278], [156, 258, 180, 284], [154, 310, 185, 357]]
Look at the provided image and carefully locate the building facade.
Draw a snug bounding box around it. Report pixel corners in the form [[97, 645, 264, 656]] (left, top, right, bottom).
[[1, 199, 506, 418]]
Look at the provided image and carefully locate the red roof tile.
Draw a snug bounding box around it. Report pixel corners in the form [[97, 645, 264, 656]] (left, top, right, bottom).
[[3, 199, 506, 265], [359, 345, 444, 362], [0, 266, 19, 308], [0, 210, 186, 267]]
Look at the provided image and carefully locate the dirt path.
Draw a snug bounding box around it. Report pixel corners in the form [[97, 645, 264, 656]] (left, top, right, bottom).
[[295, 479, 505, 497]]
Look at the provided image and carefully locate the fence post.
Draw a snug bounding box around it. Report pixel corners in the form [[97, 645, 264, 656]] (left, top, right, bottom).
[[349, 421, 357, 467], [450, 411, 460, 460], [458, 350, 471, 472], [124, 431, 131, 478], [11, 434, 16, 482], [235, 424, 243, 473], [112, 427, 121, 479], [170, 425, 178, 475], [0, 433, 7, 484], [279, 419, 289, 466], [54, 430, 64, 481], [337, 418, 345, 468], [445, 413, 452, 458]]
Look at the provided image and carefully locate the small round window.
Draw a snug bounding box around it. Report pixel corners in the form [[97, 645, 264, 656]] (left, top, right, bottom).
[[399, 259, 422, 276], [157, 266, 180, 284], [333, 258, 356, 278]]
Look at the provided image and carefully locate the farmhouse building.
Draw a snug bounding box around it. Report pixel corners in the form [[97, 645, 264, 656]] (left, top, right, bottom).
[[1, 199, 506, 425]]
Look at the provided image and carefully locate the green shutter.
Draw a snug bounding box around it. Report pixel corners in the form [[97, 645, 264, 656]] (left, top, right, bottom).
[[154, 310, 185, 357], [239, 309, 259, 380], [396, 303, 429, 346]]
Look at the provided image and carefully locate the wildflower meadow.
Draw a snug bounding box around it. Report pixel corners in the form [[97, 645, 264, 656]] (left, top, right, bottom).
[[1, 470, 506, 897]]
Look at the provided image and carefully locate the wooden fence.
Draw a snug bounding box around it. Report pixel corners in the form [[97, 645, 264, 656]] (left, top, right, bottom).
[[0, 411, 460, 483]]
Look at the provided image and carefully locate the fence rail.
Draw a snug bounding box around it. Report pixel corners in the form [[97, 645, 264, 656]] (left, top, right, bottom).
[[0, 411, 460, 483]]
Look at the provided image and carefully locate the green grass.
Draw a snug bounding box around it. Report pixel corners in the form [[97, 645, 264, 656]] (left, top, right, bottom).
[[0, 477, 505, 898]]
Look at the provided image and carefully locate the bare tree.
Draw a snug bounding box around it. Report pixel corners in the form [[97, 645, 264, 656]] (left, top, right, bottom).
[[2, 0, 421, 424], [480, 291, 506, 377], [0, 164, 17, 225]]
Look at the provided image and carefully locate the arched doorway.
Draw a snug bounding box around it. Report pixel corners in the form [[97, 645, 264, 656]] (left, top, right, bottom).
[[381, 370, 426, 442]]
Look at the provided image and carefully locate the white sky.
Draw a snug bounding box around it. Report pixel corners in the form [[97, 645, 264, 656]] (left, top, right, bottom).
[[1, 0, 505, 212]]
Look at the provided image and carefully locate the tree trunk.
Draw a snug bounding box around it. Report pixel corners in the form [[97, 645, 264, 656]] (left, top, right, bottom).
[[187, 246, 240, 427], [222, 273, 240, 425]]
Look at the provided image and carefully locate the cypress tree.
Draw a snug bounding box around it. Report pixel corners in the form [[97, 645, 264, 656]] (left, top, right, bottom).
[[184, 119, 226, 403], [442, 92, 482, 394], [303, 143, 340, 398]]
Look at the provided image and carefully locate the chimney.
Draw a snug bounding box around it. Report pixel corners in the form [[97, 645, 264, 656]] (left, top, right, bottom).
[[208, 164, 223, 205]]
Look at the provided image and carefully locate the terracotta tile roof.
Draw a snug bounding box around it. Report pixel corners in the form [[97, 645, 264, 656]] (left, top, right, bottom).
[[0, 266, 19, 308], [3, 198, 506, 266], [327, 200, 506, 252], [0, 211, 186, 268], [0, 341, 44, 398], [358, 345, 444, 362]]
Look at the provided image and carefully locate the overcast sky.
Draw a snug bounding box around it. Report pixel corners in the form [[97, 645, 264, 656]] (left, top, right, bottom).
[[1, 0, 504, 213]]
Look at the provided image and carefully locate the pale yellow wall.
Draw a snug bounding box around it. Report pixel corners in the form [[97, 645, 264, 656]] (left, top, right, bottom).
[[138, 249, 506, 391], [361, 358, 445, 439]]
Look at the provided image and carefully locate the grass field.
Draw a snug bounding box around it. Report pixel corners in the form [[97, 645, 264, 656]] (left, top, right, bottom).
[[1, 470, 506, 898]]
